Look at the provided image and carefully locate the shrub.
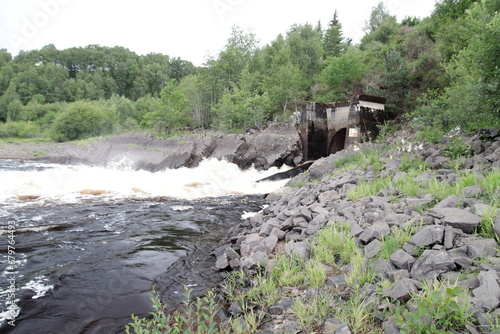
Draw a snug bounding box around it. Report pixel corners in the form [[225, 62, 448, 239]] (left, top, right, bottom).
[[393, 280, 474, 333], [0, 121, 42, 138], [126, 287, 219, 334], [50, 101, 117, 141]]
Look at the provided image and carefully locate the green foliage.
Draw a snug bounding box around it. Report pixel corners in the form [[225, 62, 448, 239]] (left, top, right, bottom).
[[126, 286, 219, 334], [323, 11, 345, 57], [0, 121, 43, 139], [0, 0, 498, 139], [141, 80, 193, 134], [380, 224, 419, 259], [443, 136, 473, 159], [317, 48, 365, 102], [50, 101, 117, 141], [393, 280, 474, 333]]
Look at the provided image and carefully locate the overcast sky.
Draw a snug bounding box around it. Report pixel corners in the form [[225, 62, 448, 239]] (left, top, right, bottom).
[[0, 0, 437, 66]]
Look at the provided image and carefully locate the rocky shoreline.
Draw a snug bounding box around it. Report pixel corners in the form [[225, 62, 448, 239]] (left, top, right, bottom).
[[0, 125, 302, 171], [212, 129, 500, 333]]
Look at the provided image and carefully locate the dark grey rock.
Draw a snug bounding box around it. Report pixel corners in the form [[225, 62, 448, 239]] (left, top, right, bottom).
[[268, 297, 294, 315], [305, 222, 323, 236], [402, 242, 419, 257], [494, 216, 500, 240], [270, 227, 287, 240], [370, 258, 396, 276], [472, 271, 500, 312], [410, 250, 456, 280], [467, 239, 498, 258], [349, 223, 364, 237], [334, 323, 351, 334], [457, 277, 480, 290], [318, 190, 340, 204], [435, 194, 460, 209], [453, 256, 474, 270], [382, 316, 401, 334], [299, 207, 313, 221], [390, 249, 416, 271], [364, 239, 382, 259], [471, 203, 496, 217], [324, 317, 344, 334], [443, 226, 458, 250], [261, 235, 279, 254], [259, 220, 281, 237], [409, 225, 445, 248], [325, 274, 346, 287], [463, 185, 485, 198], [358, 221, 391, 244], [228, 301, 243, 317], [386, 269, 410, 282], [308, 153, 342, 179], [280, 216, 294, 230], [215, 253, 229, 270], [426, 208, 482, 233], [282, 319, 301, 334], [384, 277, 419, 302], [284, 241, 310, 261]]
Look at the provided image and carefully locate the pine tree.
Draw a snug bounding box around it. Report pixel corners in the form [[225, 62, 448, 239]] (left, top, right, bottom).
[[324, 11, 344, 58]]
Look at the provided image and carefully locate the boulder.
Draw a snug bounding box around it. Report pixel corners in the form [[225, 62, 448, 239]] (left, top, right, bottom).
[[426, 208, 482, 233], [358, 221, 391, 244], [472, 271, 500, 312], [495, 216, 500, 240], [410, 250, 456, 280], [268, 297, 294, 315], [324, 317, 344, 334], [434, 195, 460, 209], [466, 239, 498, 258], [409, 225, 445, 248], [390, 250, 416, 271], [384, 277, 420, 302], [364, 239, 382, 259], [284, 241, 310, 261]]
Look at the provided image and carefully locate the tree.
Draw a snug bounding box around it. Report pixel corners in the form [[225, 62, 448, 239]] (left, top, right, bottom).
[[318, 48, 366, 102], [263, 45, 307, 115], [286, 24, 324, 79], [364, 2, 393, 33], [141, 80, 192, 133], [324, 11, 345, 57], [179, 75, 211, 128], [377, 48, 410, 116]]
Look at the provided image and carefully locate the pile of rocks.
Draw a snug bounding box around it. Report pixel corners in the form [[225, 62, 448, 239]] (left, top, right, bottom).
[[212, 129, 500, 333]]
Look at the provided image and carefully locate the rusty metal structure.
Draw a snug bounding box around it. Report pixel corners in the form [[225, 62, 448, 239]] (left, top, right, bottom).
[[299, 95, 387, 161]]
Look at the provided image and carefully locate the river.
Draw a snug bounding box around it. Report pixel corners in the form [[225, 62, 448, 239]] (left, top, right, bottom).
[[0, 159, 288, 333]]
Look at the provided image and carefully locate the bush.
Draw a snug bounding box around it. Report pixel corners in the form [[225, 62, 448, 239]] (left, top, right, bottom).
[[0, 121, 42, 138], [50, 100, 117, 142]]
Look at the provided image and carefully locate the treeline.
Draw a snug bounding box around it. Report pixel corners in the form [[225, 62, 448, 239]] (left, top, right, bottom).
[[0, 0, 498, 141]]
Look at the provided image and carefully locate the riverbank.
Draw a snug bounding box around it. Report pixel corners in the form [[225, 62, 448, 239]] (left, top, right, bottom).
[[206, 128, 500, 333], [0, 125, 301, 171]]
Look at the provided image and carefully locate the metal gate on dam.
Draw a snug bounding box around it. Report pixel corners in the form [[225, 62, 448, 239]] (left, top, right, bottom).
[[299, 95, 387, 161]]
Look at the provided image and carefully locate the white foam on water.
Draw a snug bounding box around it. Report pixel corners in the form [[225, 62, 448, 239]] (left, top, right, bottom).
[[0, 158, 290, 204], [21, 276, 54, 299]]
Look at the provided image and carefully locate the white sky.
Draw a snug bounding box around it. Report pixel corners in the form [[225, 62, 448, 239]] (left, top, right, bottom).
[[0, 0, 437, 66]]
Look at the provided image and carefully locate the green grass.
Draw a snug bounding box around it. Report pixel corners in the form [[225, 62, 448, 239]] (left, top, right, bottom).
[[126, 286, 219, 334], [347, 176, 392, 200], [380, 223, 420, 259], [311, 222, 358, 265]]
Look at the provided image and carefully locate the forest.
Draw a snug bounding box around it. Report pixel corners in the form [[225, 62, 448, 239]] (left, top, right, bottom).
[[0, 0, 498, 142]]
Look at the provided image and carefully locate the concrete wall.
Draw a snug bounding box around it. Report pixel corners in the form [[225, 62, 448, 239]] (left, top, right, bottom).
[[300, 95, 386, 161]]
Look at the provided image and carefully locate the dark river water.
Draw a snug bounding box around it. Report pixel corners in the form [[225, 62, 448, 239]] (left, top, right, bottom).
[[0, 159, 286, 333]]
